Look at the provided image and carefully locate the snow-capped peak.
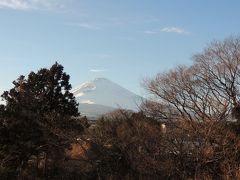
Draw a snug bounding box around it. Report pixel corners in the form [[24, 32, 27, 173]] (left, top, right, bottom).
[[72, 78, 142, 111]]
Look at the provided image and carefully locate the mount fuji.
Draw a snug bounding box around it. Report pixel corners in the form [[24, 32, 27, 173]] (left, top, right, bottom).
[[72, 78, 143, 118]]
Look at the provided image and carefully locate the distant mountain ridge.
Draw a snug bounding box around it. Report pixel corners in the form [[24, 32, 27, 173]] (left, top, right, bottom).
[[72, 78, 142, 118]]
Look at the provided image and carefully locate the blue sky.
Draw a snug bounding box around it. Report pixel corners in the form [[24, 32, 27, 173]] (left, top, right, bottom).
[[0, 0, 239, 95]]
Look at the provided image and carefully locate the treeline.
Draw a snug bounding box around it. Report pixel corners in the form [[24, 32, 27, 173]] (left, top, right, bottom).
[[0, 37, 240, 179]]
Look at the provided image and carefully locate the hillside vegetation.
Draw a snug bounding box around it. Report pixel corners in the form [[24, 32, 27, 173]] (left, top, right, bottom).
[[0, 37, 240, 179]]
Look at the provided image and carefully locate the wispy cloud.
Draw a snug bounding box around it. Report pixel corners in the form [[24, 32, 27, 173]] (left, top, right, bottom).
[[106, 16, 161, 26], [90, 69, 107, 73], [67, 22, 101, 30], [0, 0, 64, 10], [161, 27, 188, 34], [68, 15, 161, 31], [144, 26, 189, 35], [144, 30, 158, 34]]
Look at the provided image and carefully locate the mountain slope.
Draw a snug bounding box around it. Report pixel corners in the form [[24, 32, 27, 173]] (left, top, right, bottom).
[[72, 78, 142, 117], [78, 103, 116, 119]]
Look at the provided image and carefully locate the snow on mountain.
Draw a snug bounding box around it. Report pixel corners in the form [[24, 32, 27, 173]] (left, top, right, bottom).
[[72, 78, 143, 117]]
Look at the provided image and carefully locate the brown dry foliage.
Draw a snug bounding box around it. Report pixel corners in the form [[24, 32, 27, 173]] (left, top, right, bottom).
[[141, 36, 240, 179]]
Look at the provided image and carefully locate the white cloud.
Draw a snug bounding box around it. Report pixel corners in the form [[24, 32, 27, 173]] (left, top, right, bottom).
[[0, 0, 28, 9], [90, 69, 107, 73], [0, 0, 64, 10], [143, 30, 158, 34], [144, 26, 189, 35], [68, 22, 101, 30], [161, 27, 188, 34]]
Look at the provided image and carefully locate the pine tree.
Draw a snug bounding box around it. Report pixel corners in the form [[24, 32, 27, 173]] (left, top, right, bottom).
[[0, 62, 80, 178], [2, 62, 79, 119]]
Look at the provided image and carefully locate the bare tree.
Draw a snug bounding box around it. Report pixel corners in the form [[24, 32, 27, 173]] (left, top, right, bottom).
[[143, 36, 240, 123], [142, 36, 240, 179]]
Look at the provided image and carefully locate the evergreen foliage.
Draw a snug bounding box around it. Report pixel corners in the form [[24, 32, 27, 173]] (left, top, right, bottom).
[[1, 62, 79, 118], [0, 62, 80, 179]]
